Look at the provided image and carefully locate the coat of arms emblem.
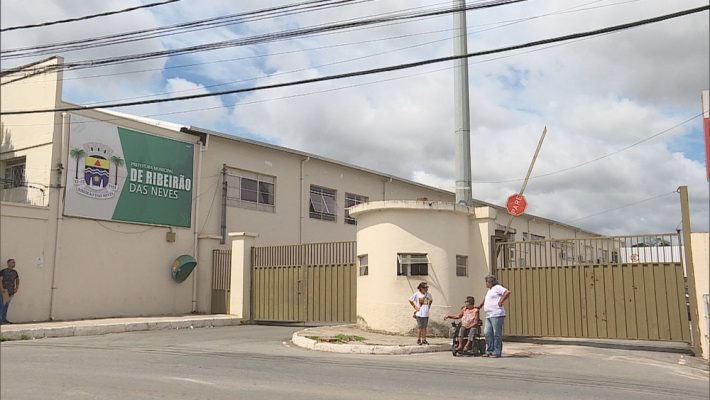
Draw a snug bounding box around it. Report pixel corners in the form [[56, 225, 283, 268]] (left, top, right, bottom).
[[70, 143, 122, 199]]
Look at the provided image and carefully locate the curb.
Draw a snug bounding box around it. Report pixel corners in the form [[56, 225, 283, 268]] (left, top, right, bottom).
[[0, 316, 242, 341], [291, 326, 450, 355]]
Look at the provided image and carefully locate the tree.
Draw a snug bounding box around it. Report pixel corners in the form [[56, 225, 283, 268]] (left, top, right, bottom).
[[110, 155, 124, 185], [69, 148, 86, 180]]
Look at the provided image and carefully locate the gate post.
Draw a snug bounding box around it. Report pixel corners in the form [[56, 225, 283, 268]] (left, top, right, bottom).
[[229, 232, 258, 320], [679, 186, 703, 357]]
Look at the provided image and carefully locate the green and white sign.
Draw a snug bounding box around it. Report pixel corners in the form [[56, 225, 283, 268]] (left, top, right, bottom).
[[65, 114, 195, 227]]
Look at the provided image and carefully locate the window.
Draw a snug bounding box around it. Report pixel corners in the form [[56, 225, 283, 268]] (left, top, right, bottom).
[[226, 169, 275, 212], [2, 157, 26, 189], [345, 193, 368, 225], [397, 253, 429, 276], [523, 232, 545, 245], [309, 185, 336, 221], [358, 254, 368, 276], [456, 255, 468, 277], [611, 250, 619, 263]]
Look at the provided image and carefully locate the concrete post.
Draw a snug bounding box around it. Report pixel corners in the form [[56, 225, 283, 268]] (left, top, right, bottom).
[[229, 232, 258, 319], [679, 186, 703, 357]]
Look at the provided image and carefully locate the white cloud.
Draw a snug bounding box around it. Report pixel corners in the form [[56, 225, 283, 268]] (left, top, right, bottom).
[[1, 0, 707, 234]]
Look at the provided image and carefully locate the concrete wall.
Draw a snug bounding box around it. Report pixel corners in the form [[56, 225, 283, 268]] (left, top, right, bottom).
[[690, 232, 709, 360], [0, 203, 52, 322]]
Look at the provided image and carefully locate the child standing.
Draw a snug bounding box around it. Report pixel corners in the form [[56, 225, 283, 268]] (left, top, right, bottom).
[[408, 282, 433, 345]]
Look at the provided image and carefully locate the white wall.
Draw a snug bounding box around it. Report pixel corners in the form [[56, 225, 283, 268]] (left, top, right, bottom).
[[1, 57, 63, 206], [354, 201, 489, 336], [690, 232, 709, 360], [0, 203, 52, 322]]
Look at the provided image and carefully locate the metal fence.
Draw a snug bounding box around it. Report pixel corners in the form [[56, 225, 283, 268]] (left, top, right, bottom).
[[495, 233, 682, 269], [211, 249, 232, 314], [251, 241, 356, 323], [495, 233, 691, 341]]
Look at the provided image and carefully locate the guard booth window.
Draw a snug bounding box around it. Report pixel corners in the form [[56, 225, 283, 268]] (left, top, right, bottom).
[[397, 253, 429, 276]]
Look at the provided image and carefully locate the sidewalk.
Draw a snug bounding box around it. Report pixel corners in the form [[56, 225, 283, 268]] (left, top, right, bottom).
[[0, 314, 243, 340], [291, 324, 709, 371], [291, 324, 553, 357]]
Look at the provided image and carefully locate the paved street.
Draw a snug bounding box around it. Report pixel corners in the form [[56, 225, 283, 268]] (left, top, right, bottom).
[[1, 325, 708, 400]]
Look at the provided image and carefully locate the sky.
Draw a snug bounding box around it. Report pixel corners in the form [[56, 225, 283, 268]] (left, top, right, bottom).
[[1, 0, 709, 235]]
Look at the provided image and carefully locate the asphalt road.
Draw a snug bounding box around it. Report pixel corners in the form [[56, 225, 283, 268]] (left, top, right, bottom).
[[1, 325, 708, 400]]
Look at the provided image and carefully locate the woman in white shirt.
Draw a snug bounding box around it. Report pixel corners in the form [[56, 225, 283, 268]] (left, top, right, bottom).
[[481, 275, 511, 358]]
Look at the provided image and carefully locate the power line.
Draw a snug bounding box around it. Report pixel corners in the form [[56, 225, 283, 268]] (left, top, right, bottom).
[[7, 0, 618, 88], [1, 0, 182, 33], [472, 114, 702, 184], [567, 191, 677, 222], [1, 0, 367, 59], [79, 0, 631, 104], [2, 0, 522, 72], [3, 4, 706, 116]]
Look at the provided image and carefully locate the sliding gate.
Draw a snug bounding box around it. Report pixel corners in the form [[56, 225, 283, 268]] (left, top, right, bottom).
[[495, 233, 691, 342], [251, 241, 356, 323]]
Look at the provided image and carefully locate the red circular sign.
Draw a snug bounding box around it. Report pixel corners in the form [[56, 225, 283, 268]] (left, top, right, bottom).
[[506, 193, 527, 216]]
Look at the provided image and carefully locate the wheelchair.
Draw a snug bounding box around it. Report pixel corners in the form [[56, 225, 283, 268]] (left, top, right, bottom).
[[449, 321, 486, 357]]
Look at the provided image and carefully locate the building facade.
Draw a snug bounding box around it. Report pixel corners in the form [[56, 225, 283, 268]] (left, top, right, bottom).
[[1, 57, 459, 322]]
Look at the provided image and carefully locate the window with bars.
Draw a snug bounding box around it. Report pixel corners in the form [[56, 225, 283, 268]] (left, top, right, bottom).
[[345, 192, 368, 225], [358, 254, 368, 276], [523, 232, 546, 246], [225, 169, 275, 212], [397, 253, 429, 276], [456, 255, 468, 277], [309, 185, 336, 221], [1, 157, 26, 189]]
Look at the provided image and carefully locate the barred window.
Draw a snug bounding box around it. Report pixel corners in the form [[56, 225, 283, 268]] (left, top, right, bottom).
[[397, 253, 428, 276], [456, 255, 468, 277], [345, 193, 368, 225], [358, 254, 368, 276], [2, 157, 26, 189], [309, 185, 336, 222], [523, 232, 546, 246], [226, 169, 275, 212]]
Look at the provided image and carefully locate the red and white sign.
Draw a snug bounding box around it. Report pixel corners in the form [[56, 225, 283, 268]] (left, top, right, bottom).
[[506, 193, 527, 217]]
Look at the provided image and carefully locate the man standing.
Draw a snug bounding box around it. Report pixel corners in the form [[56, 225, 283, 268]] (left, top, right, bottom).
[[481, 274, 510, 358], [0, 258, 20, 324]]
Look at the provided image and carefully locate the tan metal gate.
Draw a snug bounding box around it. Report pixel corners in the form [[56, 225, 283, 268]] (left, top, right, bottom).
[[251, 242, 356, 322], [495, 234, 691, 342], [211, 249, 231, 314]]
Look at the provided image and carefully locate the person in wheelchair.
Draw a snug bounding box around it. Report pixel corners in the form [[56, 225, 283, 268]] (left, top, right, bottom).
[[444, 296, 482, 352]]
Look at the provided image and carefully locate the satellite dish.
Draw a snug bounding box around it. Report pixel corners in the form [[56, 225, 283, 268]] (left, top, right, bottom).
[[171, 254, 197, 283]]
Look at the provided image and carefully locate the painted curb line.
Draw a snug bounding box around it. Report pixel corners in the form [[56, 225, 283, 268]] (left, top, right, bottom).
[[0, 317, 243, 341]]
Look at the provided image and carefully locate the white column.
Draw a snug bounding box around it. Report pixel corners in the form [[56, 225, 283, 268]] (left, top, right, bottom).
[[229, 232, 258, 319]]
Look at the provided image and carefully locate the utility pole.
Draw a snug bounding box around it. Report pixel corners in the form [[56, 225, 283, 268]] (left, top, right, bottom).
[[454, 0, 472, 206]]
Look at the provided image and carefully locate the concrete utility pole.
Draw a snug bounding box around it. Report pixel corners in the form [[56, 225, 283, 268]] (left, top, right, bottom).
[[454, 0, 473, 206]]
